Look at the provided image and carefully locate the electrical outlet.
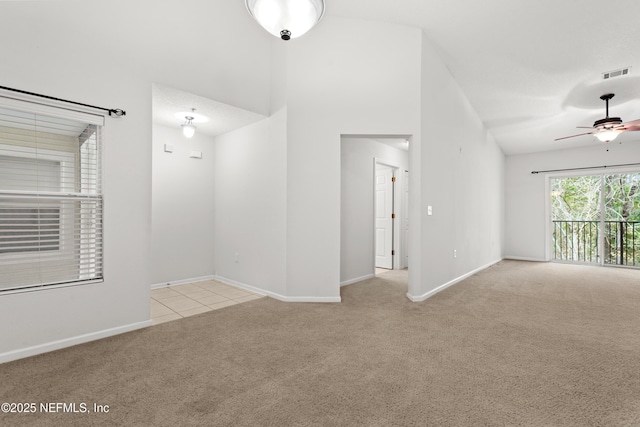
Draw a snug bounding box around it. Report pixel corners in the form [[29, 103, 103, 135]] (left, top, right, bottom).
[[454, 249, 457, 258]]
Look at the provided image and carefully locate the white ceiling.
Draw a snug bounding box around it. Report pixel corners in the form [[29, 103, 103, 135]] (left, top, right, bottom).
[[149, 0, 640, 154], [152, 84, 266, 138], [328, 0, 640, 155]]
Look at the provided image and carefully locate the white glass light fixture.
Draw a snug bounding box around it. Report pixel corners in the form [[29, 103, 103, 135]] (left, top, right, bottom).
[[176, 108, 209, 138], [177, 107, 207, 139], [595, 128, 622, 142], [245, 0, 325, 40], [181, 116, 196, 138]]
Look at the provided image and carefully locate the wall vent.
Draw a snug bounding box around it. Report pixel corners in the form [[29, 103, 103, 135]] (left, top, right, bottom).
[[602, 67, 631, 80]]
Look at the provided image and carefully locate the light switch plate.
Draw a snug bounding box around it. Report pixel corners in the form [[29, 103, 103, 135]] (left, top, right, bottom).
[[427, 205, 433, 215]]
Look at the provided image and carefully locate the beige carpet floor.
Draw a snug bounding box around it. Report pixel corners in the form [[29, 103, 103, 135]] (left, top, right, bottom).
[[1, 260, 640, 426]]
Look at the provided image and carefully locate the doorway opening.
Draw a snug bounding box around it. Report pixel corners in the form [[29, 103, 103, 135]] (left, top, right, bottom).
[[549, 171, 640, 267], [340, 135, 410, 287]]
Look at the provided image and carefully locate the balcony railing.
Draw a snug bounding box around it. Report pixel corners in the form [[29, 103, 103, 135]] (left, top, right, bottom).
[[552, 220, 640, 266]]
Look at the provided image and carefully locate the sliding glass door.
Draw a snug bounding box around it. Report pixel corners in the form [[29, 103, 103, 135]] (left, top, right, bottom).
[[604, 174, 640, 265], [551, 172, 640, 266]]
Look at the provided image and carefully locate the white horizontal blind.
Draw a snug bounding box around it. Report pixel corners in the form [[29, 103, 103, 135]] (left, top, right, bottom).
[[0, 102, 104, 292]]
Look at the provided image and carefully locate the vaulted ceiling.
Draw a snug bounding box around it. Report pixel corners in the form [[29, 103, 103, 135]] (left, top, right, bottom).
[[150, 0, 640, 155], [329, 0, 640, 155], [16, 0, 635, 156]]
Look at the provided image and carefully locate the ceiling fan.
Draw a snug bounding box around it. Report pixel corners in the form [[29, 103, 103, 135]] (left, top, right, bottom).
[[555, 93, 640, 143]]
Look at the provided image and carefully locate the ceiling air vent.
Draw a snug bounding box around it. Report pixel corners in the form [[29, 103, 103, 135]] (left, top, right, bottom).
[[602, 67, 631, 80]]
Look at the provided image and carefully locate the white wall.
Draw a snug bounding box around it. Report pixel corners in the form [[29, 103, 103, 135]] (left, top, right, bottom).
[[341, 138, 409, 284], [151, 124, 215, 285], [285, 16, 422, 300], [415, 35, 505, 300], [282, 17, 504, 301], [213, 109, 287, 297], [0, 0, 272, 362], [0, 43, 152, 361], [0, 1, 510, 361], [505, 142, 640, 261]]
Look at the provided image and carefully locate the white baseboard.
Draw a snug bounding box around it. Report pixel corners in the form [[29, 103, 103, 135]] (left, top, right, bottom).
[[150, 275, 216, 289], [0, 320, 152, 365], [503, 256, 547, 262], [407, 258, 502, 302], [275, 295, 342, 303], [212, 275, 268, 296], [214, 275, 341, 303], [340, 274, 374, 287]]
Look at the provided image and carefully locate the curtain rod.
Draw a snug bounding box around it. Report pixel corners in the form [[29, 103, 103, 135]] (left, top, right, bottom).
[[531, 162, 640, 174], [0, 85, 126, 117]]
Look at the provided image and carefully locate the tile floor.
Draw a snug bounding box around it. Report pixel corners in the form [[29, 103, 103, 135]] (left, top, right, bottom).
[[151, 279, 264, 325]]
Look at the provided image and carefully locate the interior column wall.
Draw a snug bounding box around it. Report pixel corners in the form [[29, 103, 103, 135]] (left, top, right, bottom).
[[213, 110, 287, 297], [284, 16, 422, 300]]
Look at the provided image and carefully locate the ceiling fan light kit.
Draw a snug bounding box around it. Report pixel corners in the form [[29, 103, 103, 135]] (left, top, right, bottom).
[[555, 93, 640, 143], [595, 129, 623, 143]]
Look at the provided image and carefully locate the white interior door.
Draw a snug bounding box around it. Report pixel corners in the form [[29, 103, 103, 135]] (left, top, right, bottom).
[[375, 165, 394, 269]]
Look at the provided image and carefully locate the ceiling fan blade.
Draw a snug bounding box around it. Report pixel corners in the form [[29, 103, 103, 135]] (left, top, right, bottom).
[[618, 118, 640, 132], [576, 126, 594, 129], [555, 131, 595, 141]]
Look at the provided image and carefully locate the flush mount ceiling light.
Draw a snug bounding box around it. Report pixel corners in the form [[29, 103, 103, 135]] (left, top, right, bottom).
[[245, 0, 325, 40], [175, 108, 208, 138]]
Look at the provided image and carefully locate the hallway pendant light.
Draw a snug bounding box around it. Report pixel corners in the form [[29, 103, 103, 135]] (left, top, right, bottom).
[[181, 116, 196, 138], [245, 0, 325, 40], [180, 108, 197, 138]]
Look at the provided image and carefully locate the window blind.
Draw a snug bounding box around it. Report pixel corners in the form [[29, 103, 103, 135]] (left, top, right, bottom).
[[0, 99, 104, 292]]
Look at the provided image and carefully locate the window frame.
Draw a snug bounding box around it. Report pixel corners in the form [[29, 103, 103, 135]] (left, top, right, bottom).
[[0, 93, 105, 294]]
